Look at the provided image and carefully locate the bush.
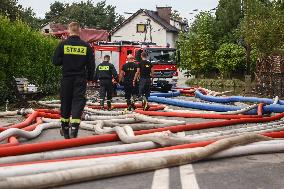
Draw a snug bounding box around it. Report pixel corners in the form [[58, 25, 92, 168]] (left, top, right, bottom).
[[215, 43, 246, 78], [0, 15, 60, 104]]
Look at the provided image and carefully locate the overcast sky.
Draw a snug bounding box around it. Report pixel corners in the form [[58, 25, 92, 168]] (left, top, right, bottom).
[[18, 0, 219, 21]]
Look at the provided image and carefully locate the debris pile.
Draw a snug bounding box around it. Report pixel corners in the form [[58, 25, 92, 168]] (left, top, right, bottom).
[[256, 55, 284, 97]]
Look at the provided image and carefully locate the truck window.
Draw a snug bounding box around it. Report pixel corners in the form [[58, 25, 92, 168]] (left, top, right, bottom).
[[149, 50, 176, 64]]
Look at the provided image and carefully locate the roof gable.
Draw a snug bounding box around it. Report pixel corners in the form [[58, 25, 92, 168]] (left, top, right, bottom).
[[49, 23, 67, 32], [145, 10, 179, 32], [111, 9, 179, 35]]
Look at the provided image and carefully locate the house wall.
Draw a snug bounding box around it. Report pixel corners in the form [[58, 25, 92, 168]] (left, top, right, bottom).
[[170, 20, 182, 30], [166, 32, 178, 48], [111, 12, 167, 46], [41, 24, 52, 33]]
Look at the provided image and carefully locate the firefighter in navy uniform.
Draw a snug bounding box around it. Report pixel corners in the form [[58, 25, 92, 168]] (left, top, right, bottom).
[[119, 54, 138, 111], [94, 55, 118, 110], [52, 22, 95, 139], [134, 52, 154, 110]]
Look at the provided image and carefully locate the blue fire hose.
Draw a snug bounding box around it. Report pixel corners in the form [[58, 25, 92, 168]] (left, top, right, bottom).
[[195, 90, 284, 105], [148, 96, 284, 114]]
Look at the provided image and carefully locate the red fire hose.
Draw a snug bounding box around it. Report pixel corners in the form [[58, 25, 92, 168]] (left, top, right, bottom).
[[258, 103, 264, 116], [0, 111, 59, 132], [0, 111, 39, 132], [3, 129, 284, 167], [0, 112, 283, 157], [135, 110, 263, 119], [0, 117, 43, 148]]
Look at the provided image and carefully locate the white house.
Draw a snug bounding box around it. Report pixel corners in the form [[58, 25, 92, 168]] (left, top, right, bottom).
[[41, 23, 67, 34], [110, 7, 185, 48]]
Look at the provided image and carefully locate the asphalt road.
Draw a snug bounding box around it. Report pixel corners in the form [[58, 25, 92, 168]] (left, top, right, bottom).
[[53, 153, 284, 189]]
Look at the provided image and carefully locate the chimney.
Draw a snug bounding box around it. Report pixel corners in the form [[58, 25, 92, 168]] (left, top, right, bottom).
[[156, 7, 172, 23]]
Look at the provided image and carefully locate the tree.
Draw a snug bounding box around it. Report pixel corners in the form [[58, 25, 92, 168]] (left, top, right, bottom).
[[240, 0, 284, 74], [44, 0, 124, 31], [215, 0, 243, 44], [0, 0, 42, 29], [171, 10, 182, 21], [215, 43, 246, 78], [0, 0, 21, 21], [171, 10, 189, 32], [21, 7, 42, 29], [45, 1, 65, 22], [177, 12, 217, 76]]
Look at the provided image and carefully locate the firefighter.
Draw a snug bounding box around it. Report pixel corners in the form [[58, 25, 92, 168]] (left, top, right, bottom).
[[94, 55, 118, 110], [134, 52, 154, 111], [52, 22, 95, 139], [119, 54, 138, 111]]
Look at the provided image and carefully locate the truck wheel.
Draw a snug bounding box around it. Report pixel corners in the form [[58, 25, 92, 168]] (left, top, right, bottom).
[[161, 84, 172, 93]]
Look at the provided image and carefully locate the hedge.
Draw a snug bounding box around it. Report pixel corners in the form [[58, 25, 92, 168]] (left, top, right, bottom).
[[0, 16, 60, 104]]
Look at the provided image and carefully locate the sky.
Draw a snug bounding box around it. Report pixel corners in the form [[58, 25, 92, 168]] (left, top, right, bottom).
[[18, 0, 219, 22]]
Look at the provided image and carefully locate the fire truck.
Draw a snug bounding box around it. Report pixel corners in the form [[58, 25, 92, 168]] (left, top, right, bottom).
[[93, 41, 179, 92]]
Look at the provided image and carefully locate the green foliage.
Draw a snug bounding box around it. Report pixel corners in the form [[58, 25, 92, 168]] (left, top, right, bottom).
[[20, 7, 42, 29], [45, 1, 65, 21], [215, 0, 243, 44], [177, 12, 217, 76], [0, 0, 42, 29], [177, 0, 284, 78], [0, 0, 21, 21], [240, 0, 284, 55], [0, 15, 60, 104], [171, 10, 182, 21], [44, 0, 124, 31], [215, 43, 246, 78]]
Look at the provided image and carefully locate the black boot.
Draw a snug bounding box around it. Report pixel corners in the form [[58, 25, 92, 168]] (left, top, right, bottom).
[[126, 99, 132, 111], [131, 98, 136, 110], [107, 100, 113, 111], [131, 102, 136, 110], [60, 122, 70, 139], [142, 96, 149, 111], [70, 123, 80, 138], [100, 99, 104, 110]]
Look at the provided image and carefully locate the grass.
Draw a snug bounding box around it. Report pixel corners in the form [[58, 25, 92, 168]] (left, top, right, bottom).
[[40, 95, 59, 101], [186, 78, 247, 87]]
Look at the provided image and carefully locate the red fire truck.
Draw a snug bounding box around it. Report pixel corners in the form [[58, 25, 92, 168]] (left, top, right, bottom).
[[93, 41, 179, 92]]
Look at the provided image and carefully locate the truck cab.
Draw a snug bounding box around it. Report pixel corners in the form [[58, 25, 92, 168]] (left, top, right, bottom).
[[135, 47, 178, 92]]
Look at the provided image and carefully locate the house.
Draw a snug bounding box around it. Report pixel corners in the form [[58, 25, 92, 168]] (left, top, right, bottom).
[[52, 29, 109, 43], [41, 23, 108, 42], [110, 7, 186, 48], [41, 23, 68, 34]]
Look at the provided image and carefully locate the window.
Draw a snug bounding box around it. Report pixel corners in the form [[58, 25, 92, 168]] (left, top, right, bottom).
[[44, 29, 50, 33], [137, 24, 146, 33], [149, 50, 176, 64]]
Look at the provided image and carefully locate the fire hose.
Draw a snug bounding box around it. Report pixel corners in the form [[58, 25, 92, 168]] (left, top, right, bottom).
[[148, 96, 284, 114], [0, 93, 284, 188], [0, 111, 284, 157], [0, 134, 270, 189], [195, 90, 284, 105]]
